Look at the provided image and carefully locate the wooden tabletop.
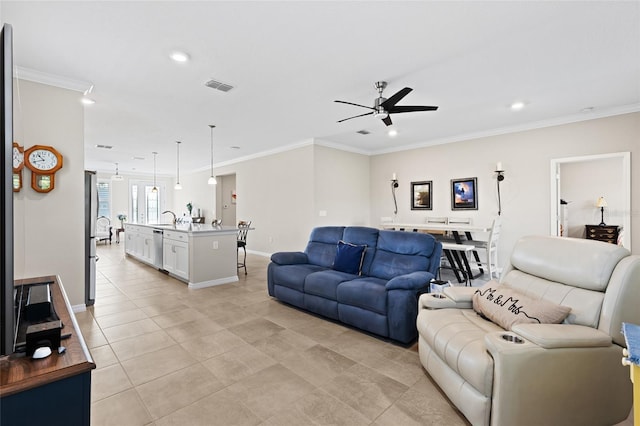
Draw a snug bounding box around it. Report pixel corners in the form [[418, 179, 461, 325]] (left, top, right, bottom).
[[380, 223, 490, 233], [0, 275, 95, 397]]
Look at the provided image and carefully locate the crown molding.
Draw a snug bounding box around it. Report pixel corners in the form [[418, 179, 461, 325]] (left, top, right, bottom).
[[15, 66, 92, 93]]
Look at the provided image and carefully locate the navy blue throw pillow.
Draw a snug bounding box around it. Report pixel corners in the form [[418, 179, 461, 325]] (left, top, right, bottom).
[[333, 240, 366, 275]]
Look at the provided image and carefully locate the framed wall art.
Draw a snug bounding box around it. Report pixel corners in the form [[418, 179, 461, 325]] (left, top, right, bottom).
[[451, 177, 478, 210], [411, 181, 432, 210]]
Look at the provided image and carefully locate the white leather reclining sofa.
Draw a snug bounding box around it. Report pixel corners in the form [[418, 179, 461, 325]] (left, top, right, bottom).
[[417, 235, 640, 426]]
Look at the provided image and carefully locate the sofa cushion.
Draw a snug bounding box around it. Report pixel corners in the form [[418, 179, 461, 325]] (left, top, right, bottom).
[[304, 269, 359, 300], [369, 231, 436, 280], [305, 226, 345, 267], [271, 264, 326, 292], [333, 240, 367, 275], [342, 227, 379, 275], [336, 277, 388, 315], [472, 281, 571, 331]]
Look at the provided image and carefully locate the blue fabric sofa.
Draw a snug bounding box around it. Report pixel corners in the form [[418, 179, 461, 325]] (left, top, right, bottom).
[[267, 226, 442, 343]]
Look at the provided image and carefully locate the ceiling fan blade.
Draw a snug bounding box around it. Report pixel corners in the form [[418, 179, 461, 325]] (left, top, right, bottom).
[[382, 116, 393, 126], [387, 105, 439, 113], [334, 100, 375, 110], [380, 87, 413, 109], [337, 111, 374, 123]]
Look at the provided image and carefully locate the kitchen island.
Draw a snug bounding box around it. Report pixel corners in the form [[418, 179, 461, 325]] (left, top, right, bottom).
[[124, 223, 239, 289]]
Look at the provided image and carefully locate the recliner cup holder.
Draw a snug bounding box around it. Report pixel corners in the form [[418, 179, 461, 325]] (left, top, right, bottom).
[[501, 334, 524, 344], [431, 293, 446, 299]]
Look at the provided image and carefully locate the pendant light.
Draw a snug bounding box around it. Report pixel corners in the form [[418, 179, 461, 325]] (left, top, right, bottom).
[[111, 162, 124, 181], [174, 141, 182, 190], [151, 152, 158, 193], [207, 125, 217, 185]]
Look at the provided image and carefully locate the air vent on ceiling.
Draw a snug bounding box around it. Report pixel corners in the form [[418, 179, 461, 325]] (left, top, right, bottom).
[[205, 79, 234, 92], [356, 130, 370, 135], [95, 144, 113, 149], [132, 156, 145, 160]]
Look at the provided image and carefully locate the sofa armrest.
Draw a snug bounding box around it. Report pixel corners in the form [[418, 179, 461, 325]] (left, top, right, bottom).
[[270, 251, 309, 265], [418, 286, 476, 309], [385, 271, 434, 291], [510, 323, 612, 349]]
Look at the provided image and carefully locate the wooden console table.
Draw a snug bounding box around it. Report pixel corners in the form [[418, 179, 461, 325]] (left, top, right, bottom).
[[0, 275, 95, 426]]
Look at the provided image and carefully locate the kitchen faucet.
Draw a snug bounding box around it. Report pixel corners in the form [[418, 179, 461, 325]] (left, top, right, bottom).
[[162, 210, 177, 225]]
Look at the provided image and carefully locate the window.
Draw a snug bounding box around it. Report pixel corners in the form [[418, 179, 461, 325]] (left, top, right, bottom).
[[130, 180, 164, 224], [97, 180, 110, 218]]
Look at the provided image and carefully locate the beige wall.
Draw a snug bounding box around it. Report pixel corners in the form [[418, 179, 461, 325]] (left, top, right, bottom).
[[13, 79, 86, 307], [371, 112, 640, 267]]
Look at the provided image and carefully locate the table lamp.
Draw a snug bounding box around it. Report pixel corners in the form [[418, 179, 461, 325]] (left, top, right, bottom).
[[596, 196, 607, 226]]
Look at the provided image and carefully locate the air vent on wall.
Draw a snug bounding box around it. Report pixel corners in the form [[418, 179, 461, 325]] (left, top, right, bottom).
[[205, 79, 234, 92], [95, 144, 113, 149], [356, 130, 370, 135]]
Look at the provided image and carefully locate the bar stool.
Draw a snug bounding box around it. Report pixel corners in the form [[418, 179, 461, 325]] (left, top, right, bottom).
[[237, 221, 251, 275]]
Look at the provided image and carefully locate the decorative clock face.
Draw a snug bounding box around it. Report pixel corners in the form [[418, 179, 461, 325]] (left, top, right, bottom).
[[12, 145, 23, 169], [28, 149, 59, 171]]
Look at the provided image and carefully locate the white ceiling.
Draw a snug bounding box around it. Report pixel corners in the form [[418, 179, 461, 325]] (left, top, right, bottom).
[[3, 1, 639, 176]]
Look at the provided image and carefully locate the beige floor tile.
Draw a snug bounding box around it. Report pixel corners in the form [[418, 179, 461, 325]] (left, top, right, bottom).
[[94, 308, 149, 329], [154, 388, 261, 426], [163, 317, 225, 343], [91, 388, 152, 426], [110, 329, 176, 361], [150, 307, 207, 328], [225, 364, 315, 420], [179, 329, 246, 361], [228, 317, 285, 343], [83, 328, 109, 349], [102, 318, 162, 343], [263, 388, 370, 426], [321, 363, 408, 421], [136, 363, 224, 420], [91, 363, 133, 402], [251, 329, 317, 361], [121, 344, 198, 386], [91, 300, 140, 317], [90, 344, 119, 370], [202, 343, 278, 386], [280, 344, 356, 387], [373, 376, 470, 426]]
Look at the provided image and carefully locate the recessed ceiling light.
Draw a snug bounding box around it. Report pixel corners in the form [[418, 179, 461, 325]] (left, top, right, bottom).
[[388, 129, 398, 137], [510, 101, 526, 111], [170, 51, 190, 63]]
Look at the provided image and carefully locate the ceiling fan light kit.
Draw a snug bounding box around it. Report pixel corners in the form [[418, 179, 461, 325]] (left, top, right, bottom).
[[335, 81, 438, 127]]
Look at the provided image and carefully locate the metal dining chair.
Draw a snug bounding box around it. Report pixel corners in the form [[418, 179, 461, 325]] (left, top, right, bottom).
[[237, 221, 251, 275]]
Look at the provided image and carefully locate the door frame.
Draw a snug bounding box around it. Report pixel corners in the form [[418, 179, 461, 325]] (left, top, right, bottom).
[[549, 152, 630, 250]]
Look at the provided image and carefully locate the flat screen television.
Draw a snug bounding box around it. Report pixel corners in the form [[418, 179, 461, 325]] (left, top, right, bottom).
[[1, 23, 15, 356]]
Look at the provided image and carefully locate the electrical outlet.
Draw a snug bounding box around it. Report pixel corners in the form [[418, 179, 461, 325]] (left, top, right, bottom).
[[212, 241, 219, 249]]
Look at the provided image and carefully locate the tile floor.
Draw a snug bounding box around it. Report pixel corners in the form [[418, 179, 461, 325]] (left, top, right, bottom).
[[82, 243, 469, 426], [81, 242, 633, 426]]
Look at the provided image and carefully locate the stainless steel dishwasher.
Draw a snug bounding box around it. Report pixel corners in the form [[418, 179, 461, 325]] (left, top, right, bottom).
[[153, 229, 164, 268]]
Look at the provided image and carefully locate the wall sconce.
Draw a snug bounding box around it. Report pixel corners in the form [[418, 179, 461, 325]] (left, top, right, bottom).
[[495, 162, 505, 215], [391, 173, 399, 215], [596, 196, 607, 226]]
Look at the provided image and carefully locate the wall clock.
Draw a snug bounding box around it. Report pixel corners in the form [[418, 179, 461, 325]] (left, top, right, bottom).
[[12, 142, 24, 192], [24, 145, 63, 193]]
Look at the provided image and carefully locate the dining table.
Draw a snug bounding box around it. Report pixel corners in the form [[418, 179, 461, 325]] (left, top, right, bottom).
[[380, 222, 491, 283]]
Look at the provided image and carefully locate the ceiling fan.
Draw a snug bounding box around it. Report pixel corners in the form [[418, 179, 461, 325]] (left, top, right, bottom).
[[335, 81, 438, 127]]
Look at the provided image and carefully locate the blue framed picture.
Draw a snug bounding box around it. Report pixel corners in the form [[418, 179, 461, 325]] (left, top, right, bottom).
[[451, 177, 477, 210]]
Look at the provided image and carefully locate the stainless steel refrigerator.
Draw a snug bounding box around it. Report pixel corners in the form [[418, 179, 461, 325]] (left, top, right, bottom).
[[84, 171, 97, 306]]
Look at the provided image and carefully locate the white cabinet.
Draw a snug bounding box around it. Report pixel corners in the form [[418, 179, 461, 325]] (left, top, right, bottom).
[[163, 231, 189, 281], [125, 224, 159, 267]]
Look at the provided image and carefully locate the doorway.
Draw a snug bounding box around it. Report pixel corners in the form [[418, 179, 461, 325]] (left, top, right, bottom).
[[550, 152, 630, 250], [130, 180, 166, 224], [216, 174, 236, 226]]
